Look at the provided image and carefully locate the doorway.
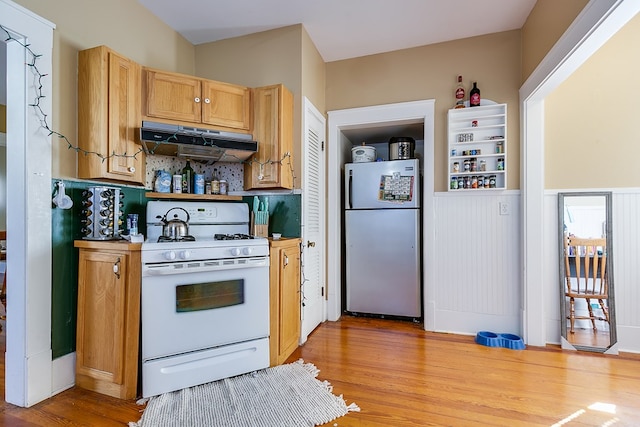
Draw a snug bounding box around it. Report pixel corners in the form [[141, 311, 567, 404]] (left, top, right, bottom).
[[326, 100, 435, 329], [1, 0, 55, 407]]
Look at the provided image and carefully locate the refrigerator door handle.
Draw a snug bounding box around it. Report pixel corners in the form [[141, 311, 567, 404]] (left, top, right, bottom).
[[348, 170, 353, 209]]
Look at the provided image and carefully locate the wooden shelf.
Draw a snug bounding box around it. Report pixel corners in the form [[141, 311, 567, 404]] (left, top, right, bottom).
[[145, 192, 243, 201]]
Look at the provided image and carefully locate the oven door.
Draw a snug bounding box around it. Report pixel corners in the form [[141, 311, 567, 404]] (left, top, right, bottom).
[[141, 257, 269, 361]]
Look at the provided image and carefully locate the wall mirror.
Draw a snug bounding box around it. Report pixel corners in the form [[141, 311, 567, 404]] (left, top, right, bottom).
[[558, 192, 617, 353]]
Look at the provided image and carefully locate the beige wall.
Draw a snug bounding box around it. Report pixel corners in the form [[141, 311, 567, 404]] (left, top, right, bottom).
[[327, 31, 522, 191], [13, 0, 195, 179], [545, 12, 640, 190], [196, 25, 325, 188], [301, 27, 326, 115], [521, 0, 588, 84]]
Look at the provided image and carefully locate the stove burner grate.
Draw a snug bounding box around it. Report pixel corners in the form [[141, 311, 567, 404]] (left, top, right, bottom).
[[214, 233, 255, 241], [157, 235, 196, 243]]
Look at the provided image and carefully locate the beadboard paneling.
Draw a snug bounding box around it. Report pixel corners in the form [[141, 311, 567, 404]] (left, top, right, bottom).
[[432, 191, 521, 335]]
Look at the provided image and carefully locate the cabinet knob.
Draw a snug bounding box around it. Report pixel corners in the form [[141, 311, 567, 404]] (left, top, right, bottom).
[[128, 166, 136, 173], [307, 241, 316, 248], [194, 97, 201, 103], [113, 257, 121, 279], [204, 98, 211, 104], [283, 254, 289, 267]]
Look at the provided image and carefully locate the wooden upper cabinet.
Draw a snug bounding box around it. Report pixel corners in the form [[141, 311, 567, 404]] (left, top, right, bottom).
[[143, 68, 251, 132], [78, 46, 145, 185], [244, 84, 294, 190], [144, 70, 202, 123], [202, 80, 251, 130]]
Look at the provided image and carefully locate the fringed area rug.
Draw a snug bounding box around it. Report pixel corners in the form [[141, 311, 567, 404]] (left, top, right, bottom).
[[129, 359, 359, 427]]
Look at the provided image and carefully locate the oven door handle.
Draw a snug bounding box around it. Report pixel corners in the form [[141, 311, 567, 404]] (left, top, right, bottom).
[[142, 257, 269, 276]]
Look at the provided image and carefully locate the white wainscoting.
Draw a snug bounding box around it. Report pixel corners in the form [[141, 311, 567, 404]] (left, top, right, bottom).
[[543, 189, 640, 353], [432, 191, 522, 336]]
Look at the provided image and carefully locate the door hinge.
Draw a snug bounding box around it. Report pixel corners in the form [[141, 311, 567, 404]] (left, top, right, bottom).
[[321, 287, 324, 297], [321, 140, 325, 151]]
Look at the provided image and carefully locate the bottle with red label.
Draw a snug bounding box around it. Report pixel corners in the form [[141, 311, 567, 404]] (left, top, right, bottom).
[[454, 75, 465, 109], [470, 82, 481, 107]]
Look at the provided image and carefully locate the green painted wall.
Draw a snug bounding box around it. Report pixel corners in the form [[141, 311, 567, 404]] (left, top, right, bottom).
[[243, 194, 302, 239], [51, 180, 147, 358]]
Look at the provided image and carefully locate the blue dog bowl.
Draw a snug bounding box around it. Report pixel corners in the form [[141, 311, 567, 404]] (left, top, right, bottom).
[[499, 333, 525, 350], [475, 331, 501, 347]]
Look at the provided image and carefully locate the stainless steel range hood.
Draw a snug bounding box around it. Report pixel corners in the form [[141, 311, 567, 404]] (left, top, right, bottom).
[[140, 121, 258, 162]]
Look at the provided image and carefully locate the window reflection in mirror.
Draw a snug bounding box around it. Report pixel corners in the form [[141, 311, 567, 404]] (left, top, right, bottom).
[[558, 192, 617, 354]]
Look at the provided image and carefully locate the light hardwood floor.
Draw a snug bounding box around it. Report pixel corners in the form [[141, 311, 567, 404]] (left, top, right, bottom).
[[2, 316, 640, 426]]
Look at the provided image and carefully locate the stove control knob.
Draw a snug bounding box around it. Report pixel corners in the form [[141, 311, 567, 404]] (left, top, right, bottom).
[[242, 247, 253, 256], [164, 251, 176, 260], [231, 248, 241, 256], [179, 250, 191, 260]]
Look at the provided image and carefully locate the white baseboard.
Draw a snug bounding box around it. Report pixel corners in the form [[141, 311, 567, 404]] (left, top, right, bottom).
[[52, 351, 75, 395]]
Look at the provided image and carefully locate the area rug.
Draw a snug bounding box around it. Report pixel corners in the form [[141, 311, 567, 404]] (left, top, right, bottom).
[[129, 359, 359, 427]]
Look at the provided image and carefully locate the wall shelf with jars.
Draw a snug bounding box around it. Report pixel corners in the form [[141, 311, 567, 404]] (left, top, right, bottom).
[[447, 103, 507, 191]]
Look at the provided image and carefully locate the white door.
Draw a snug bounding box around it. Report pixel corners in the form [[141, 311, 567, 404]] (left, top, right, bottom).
[[301, 98, 326, 343]]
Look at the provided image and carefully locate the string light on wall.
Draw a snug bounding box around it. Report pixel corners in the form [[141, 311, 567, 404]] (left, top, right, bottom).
[[1, 24, 296, 187]]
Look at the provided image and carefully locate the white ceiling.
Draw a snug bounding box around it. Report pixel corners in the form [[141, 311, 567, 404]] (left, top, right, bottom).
[[136, 0, 537, 62]]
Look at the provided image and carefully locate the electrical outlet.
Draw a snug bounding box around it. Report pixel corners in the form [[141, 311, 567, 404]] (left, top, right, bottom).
[[499, 202, 510, 215]]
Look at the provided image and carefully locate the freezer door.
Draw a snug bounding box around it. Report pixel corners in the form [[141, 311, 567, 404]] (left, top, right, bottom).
[[345, 208, 421, 317], [345, 159, 420, 209]]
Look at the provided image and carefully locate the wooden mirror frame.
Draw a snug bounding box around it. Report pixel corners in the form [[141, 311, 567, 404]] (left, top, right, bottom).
[[558, 191, 617, 354]]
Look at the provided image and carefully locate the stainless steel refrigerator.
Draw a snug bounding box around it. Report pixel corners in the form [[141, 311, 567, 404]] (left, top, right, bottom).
[[344, 159, 421, 318]]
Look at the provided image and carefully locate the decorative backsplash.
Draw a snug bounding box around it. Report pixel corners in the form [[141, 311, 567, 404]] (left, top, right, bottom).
[[145, 154, 244, 192]]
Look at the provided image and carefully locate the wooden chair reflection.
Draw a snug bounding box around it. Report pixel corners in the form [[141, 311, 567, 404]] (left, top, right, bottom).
[[564, 236, 608, 334]]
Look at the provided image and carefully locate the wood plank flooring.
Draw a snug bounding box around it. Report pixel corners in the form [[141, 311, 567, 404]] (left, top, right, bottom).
[[2, 316, 640, 426]]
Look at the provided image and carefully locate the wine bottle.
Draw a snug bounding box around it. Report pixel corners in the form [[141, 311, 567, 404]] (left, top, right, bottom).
[[181, 160, 195, 194], [470, 82, 481, 107], [211, 168, 220, 195], [454, 75, 465, 109]]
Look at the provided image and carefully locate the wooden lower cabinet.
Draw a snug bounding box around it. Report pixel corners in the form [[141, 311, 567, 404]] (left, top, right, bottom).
[[74, 240, 142, 399], [269, 238, 301, 366]]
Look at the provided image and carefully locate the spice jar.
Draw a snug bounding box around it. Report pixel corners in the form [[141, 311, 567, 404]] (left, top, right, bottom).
[[450, 177, 459, 190], [489, 175, 497, 188], [463, 159, 471, 172], [452, 162, 460, 173], [480, 160, 486, 171], [497, 158, 505, 171], [470, 158, 478, 172]]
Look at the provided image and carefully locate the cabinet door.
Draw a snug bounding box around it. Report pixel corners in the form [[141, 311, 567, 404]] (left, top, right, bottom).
[[76, 250, 128, 393], [78, 46, 144, 185], [278, 243, 301, 362], [201, 80, 251, 130], [145, 69, 202, 123], [270, 239, 301, 366], [108, 52, 143, 180], [245, 84, 294, 190]]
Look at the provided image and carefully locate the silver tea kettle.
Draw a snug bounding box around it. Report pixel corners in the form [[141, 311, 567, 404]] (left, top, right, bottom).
[[157, 207, 190, 239]]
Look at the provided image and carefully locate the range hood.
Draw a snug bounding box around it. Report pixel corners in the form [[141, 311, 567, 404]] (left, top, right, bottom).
[[140, 121, 258, 162]]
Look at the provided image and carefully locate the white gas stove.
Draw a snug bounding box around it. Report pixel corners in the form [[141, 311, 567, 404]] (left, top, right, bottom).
[[141, 200, 270, 398]]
